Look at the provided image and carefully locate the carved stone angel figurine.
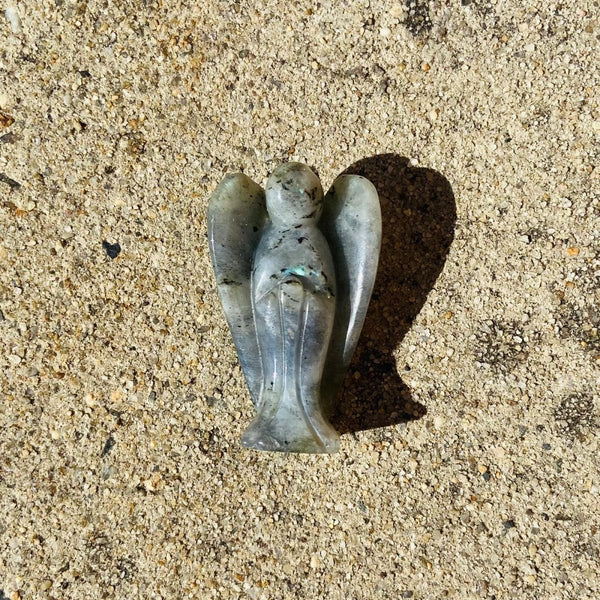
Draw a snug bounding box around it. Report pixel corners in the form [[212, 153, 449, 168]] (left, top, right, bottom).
[[208, 163, 381, 453]]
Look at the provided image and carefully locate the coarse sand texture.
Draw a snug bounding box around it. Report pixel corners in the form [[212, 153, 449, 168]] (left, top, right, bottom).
[[1, 1, 599, 599]]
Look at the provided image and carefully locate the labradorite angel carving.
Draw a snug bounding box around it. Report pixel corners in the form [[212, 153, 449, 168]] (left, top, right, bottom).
[[208, 163, 381, 453]]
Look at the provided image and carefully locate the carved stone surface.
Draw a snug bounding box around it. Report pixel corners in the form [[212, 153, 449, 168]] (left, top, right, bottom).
[[208, 163, 381, 453]]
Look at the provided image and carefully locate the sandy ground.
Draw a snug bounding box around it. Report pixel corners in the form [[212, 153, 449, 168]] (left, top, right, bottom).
[[1, 1, 599, 598]]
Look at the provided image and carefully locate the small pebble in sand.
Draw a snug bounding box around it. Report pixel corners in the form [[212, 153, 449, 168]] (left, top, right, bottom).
[[102, 240, 121, 259], [0, 112, 15, 128], [5, 4, 22, 34], [8, 354, 22, 365]]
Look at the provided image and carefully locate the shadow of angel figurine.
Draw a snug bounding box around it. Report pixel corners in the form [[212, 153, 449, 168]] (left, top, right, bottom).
[[208, 163, 381, 453]]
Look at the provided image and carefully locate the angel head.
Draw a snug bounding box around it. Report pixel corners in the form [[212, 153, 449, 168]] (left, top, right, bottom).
[[265, 162, 324, 226]]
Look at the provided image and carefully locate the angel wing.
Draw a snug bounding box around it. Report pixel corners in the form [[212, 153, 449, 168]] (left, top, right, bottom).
[[207, 173, 268, 404], [320, 175, 381, 403]]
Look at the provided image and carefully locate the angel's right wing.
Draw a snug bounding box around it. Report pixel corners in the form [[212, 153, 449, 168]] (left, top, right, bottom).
[[320, 175, 381, 402], [207, 173, 268, 404]]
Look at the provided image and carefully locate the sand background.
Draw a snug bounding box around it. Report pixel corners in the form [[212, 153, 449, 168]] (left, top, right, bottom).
[[1, 1, 599, 598]]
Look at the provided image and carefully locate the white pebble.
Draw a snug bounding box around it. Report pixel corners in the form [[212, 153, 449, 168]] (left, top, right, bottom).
[[8, 354, 22, 366], [433, 415, 445, 429], [5, 4, 22, 34]]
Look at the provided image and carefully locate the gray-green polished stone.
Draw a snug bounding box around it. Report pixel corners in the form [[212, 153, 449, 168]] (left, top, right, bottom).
[[208, 163, 381, 453]]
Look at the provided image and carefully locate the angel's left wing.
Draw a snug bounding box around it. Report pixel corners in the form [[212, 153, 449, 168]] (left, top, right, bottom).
[[319, 174, 381, 402], [207, 173, 268, 404]]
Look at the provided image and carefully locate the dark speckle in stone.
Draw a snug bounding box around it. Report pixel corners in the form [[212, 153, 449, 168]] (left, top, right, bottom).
[[102, 240, 121, 258], [503, 519, 516, 529]]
